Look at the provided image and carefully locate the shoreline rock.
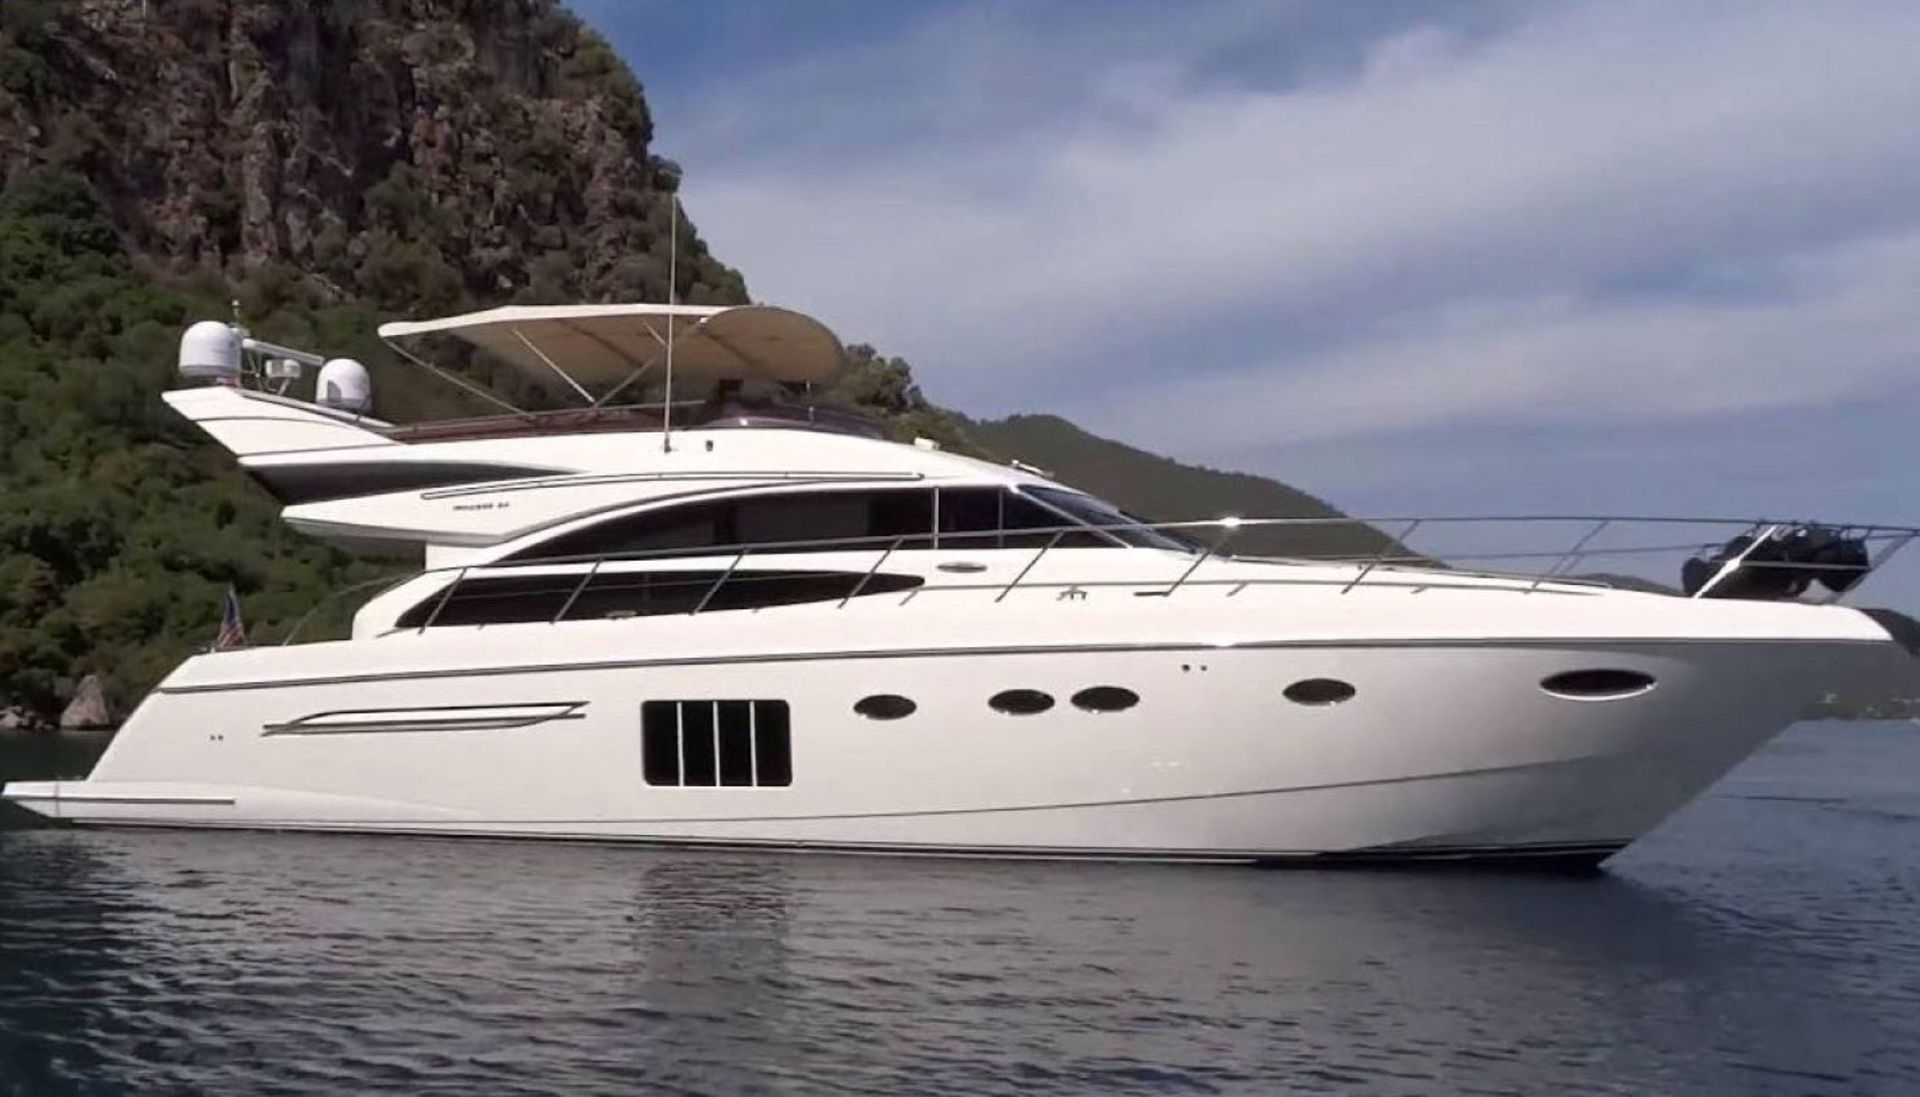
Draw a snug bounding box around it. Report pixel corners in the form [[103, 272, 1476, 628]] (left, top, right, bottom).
[[1, 704, 52, 733], [59, 675, 114, 730]]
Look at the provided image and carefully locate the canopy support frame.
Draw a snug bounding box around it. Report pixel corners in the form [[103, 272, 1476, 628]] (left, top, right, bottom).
[[380, 336, 532, 420], [511, 327, 596, 405]]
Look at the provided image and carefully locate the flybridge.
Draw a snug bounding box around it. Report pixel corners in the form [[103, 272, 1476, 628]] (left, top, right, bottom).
[[161, 301, 924, 556], [375, 302, 846, 415], [172, 301, 859, 444]]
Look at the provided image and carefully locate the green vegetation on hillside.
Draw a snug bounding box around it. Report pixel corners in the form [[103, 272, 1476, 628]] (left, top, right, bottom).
[[0, 170, 407, 719]]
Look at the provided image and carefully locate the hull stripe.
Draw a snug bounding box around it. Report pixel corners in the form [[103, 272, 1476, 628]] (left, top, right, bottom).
[[157, 635, 1886, 696]]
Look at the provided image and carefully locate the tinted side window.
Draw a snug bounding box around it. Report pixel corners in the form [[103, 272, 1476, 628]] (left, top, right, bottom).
[[732, 490, 934, 551], [509, 489, 937, 562], [396, 569, 923, 627], [1023, 487, 1198, 551], [514, 498, 731, 562], [939, 488, 1104, 549]]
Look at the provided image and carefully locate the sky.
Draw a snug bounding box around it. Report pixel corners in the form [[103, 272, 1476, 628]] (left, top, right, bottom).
[[575, 0, 1920, 598]]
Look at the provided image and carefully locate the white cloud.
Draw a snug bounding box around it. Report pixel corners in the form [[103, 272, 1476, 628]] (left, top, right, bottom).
[[652, 0, 1920, 464], [1091, 228, 1920, 451]]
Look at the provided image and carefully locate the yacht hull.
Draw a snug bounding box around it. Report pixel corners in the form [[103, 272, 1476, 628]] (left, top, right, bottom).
[[6, 634, 1891, 866]]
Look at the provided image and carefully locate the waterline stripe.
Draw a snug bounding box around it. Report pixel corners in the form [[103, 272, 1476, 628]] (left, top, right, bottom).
[[35, 823, 1631, 865]]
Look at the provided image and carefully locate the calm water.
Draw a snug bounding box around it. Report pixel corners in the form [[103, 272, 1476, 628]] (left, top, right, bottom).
[[2, 723, 1919, 1096]]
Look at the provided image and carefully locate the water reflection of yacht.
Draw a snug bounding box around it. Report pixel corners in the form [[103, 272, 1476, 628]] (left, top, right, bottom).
[[6, 303, 1917, 868]]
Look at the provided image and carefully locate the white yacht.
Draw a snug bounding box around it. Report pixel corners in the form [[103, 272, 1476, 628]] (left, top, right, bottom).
[[6, 302, 1916, 867]]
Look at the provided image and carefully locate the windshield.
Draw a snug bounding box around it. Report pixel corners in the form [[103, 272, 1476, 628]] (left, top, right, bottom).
[[1021, 487, 1203, 552]]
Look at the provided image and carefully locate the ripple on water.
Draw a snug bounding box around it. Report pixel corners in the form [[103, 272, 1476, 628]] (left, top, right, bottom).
[[2, 724, 1920, 1095]]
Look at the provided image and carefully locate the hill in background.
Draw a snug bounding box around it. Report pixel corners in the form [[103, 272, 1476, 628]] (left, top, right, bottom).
[[968, 415, 1391, 559], [0, 0, 1391, 725]]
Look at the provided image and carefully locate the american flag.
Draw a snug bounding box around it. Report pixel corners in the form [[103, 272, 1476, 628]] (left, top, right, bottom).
[[215, 585, 248, 650]]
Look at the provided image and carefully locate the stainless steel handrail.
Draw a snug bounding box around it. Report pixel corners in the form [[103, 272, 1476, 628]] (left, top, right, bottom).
[[268, 514, 1920, 644], [1528, 518, 1611, 594], [552, 556, 603, 623], [1342, 518, 1422, 595], [1159, 519, 1241, 597], [997, 531, 1065, 604], [418, 566, 470, 632], [841, 536, 906, 607], [691, 549, 748, 616]]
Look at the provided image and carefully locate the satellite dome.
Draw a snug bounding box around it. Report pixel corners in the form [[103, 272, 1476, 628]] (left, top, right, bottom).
[[178, 320, 241, 384], [316, 358, 372, 413]]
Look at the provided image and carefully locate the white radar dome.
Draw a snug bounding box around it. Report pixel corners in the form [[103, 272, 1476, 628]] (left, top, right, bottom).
[[316, 358, 372, 413], [177, 320, 241, 384]]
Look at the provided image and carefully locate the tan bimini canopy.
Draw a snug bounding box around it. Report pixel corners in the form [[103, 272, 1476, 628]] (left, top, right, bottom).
[[377, 303, 845, 404]]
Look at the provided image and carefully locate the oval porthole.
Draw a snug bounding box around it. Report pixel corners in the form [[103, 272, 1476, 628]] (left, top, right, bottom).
[[1071, 686, 1139, 713], [1284, 678, 1355, 707], [1540, 669, 1655, 700], [854, 694, 917, 721], [989, 689, 1055, 715]]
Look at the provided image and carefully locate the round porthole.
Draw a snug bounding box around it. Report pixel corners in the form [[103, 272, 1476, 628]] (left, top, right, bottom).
[[1283, 678, 1355, 706], [1540, 669, 1655, 700], [1071, 686, 1139, 713], [854, 694, 917, 720], [989, 689, 1055, 715]]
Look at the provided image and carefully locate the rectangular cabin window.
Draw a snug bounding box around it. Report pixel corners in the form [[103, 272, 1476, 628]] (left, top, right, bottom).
[[508, 489, 938, 563], [717, 700, 755, 786], [396, 569, 924, 627], [1022, 487, 1202, 552], [680, 701, 718, 786], [640, 701, 680, 785], [641, 700, 791, 787], [730, 489, 935, 552], [937, 487, 1106, 549], [525, 498, 733, 562], [494, 484, 1167, 573]]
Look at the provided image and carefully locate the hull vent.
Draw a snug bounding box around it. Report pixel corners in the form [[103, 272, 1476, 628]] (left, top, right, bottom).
[[989, 689, 1054, 715], [1540, 669, 1655, 700], [1283, 678, 1355, 706], [854, 695, 917, 721]]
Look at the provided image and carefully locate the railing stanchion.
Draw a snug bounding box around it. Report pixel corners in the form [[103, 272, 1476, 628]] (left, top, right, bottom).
[[841, 536, 903, 608], [1163, 519, 1238, 597], [281, 571, 413, 645], [420, 567, 469, 632], [1691, 523, 1780, 599], [1529, 518, 1610, 593], [1826, 528, 1916, 605], [553, 557, 603, 623], [692, 549, 747, 616], [1342, 519, 1420, 594], [997, 531, 1063, 604]]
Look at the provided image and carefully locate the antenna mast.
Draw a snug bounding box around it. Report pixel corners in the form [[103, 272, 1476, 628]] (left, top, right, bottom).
[[662, 195, 678, 453]]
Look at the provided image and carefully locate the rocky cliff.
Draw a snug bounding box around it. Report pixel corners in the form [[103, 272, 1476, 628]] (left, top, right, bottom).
[[1, 0, 743, 312]]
